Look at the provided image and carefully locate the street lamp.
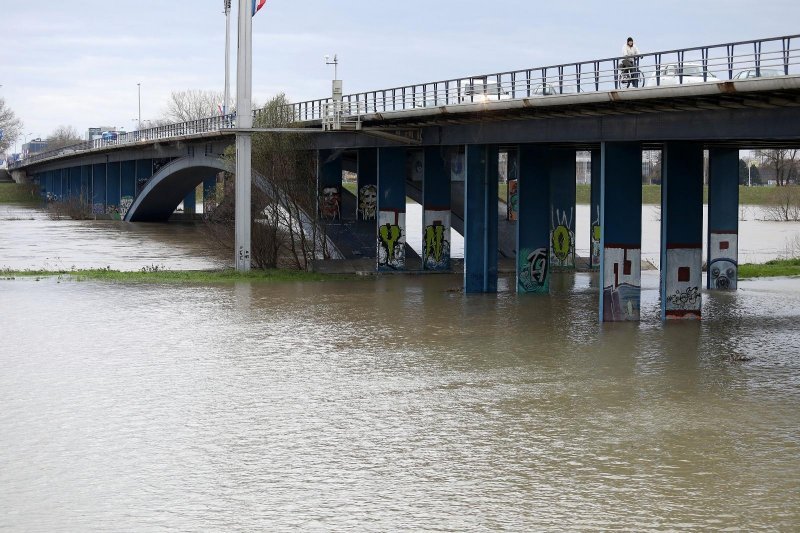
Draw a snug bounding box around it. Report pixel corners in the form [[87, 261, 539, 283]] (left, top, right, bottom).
[[137, 83, 142, 131], [223, 0, 232, 115]]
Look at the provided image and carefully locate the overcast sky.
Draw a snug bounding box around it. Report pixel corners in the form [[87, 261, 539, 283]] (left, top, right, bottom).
[[2, 0, 798, 147]]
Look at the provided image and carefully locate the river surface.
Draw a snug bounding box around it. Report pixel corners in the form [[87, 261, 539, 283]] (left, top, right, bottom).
[[1, 204, 799, 531]]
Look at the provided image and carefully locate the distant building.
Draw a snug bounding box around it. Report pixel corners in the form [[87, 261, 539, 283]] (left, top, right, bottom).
[[22, 138, 48, 159]]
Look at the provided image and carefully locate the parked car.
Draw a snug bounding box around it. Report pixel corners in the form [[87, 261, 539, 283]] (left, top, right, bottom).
[[733, 67, 784, 80], [651, 62, 718, 85]]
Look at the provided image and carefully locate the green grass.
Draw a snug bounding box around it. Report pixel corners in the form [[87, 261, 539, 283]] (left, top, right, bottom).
[[0, 183, 40, 205], [0, 268, 359, 283], [738, 258, 800, 279]]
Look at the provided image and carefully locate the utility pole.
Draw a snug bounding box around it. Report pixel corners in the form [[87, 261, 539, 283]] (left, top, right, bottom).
[[137, 83, 141, 130], [234, 0, 253, 271], [223, 0, 231, 115]]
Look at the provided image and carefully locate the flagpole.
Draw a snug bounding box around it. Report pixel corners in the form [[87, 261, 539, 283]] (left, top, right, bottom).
[[234, 0, 253, 271]]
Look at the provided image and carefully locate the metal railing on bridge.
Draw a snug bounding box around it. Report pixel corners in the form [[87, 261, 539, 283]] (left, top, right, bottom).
[[289, 34, 800, 121], [12, 34, 800, 170]]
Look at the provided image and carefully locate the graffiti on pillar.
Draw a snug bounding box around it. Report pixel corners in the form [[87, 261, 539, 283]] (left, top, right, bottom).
[[92, 203, 105, 215], [106, 204, 121, 220], [119, 196, 133, 217], [602, 246, 641, 321], [377, 210, 405, 270], [709, 232, 738, 290], [320, 186, 341, 220], [664, 247, 702, 319], [450, 151, 465, 182], [423, 210, 451, 270], [358, 184, 377, 221], [507, 179, 519, 221], [518, 247, 549, 293], [591, 205, 601, 269], [550, 207, 575, 268]]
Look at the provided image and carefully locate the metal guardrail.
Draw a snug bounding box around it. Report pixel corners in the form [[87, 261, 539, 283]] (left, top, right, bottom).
[[11, 34, 799, 169], [321, 101, 366, 131], [289, 34, 800, 121]]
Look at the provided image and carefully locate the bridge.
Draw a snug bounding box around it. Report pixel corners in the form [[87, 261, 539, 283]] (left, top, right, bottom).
[[10, 34, 800, 322]]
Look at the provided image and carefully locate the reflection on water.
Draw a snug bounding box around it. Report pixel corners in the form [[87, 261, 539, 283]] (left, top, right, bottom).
[[0, 205, 227, 271], [1, 273, 799, 530], [3, 203, 799, 271]]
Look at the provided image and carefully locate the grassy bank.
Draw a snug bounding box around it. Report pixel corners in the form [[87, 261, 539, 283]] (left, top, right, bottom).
[[0, 183, 40, 205], [0, 268, 358, 283], [738, 258, 800, 279]]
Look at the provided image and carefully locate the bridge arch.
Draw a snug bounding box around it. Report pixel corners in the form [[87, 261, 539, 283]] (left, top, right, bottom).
[[125, 155, 228, 222]]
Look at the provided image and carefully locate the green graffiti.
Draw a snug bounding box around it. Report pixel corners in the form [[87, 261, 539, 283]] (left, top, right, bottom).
[[379, 223, 402, 260], [552, 225, 572, 261], [424, 222, 446, 264]]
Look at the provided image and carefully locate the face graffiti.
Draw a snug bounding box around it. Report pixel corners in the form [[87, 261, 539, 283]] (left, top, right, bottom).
[[709, 259, 737, 290], [320, 186, 341, 220], [358, 184, 377, 220]]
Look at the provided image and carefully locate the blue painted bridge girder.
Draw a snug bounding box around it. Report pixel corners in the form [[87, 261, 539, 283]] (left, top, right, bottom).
[[707, 148, 740, 291], [464, 144, 499, 293]]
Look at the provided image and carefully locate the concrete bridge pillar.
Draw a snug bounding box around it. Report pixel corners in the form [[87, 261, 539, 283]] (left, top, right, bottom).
[[516, 144, 551, 293], [376, 147, 407, 271], [318, 149, 343, 221], [707, 148, 740, 291], [107, 162, 121, 210], [92, 163, 106, 212], [549, 148, 577, 270], [590, 149, 602, 270], [599, 142, 642, 322], [357, 148, 378, 223], [464, 144, 499, 293], [422, 146, 451, 271], [183, 189, 196, 215], [80, 165, 91, 201], [660, 141, 704, 320], [68, 166, 80, 199]]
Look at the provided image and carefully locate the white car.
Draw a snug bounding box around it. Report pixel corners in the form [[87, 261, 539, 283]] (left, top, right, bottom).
[[651, 62, 718, 85], [458, 78, 511, 103], [733, 67, 783, 80]]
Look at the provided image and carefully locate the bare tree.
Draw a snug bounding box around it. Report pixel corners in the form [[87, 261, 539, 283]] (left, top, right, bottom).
[[203, 94, 329, 270], [0, 97, 23, 154], [163, 90, 224, 122], [757, 149, 798, 186], [46, 125, 82, 150]]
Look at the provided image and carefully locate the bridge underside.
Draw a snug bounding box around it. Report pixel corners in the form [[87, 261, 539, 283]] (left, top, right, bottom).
[[128, 164, 221, 222]]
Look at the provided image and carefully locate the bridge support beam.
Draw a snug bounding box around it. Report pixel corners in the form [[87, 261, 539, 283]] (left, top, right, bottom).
[[707, 148, 740, 290], [68, 166, 80, 199], [516, 145, 550, 293], [600, 142, 642, 322], [80, 165, 91, 203], [121, 161, 136, 217], [107, 162, 121, 213], [136, 159, 153, 196], [183, 189, 196, 216], [550, 148, 577, 270], [422, 146, 451, 271], [318, 149, 343, 221], [660, 141, 704, 320], [357, 148, 377, 222], [464, 144, 499, 292], [376, 147, 406, 271], [92, 164, 106, 213], [590, 149, 602, 269]]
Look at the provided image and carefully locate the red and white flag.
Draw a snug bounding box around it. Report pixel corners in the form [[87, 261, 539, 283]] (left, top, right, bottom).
[[253, 0, 266, 16]]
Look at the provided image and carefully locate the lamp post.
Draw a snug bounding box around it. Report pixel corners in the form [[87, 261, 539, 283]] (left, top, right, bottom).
[[234, 0, 253, 271], [223, 0, 232, 116], [137, 83, 142, 131]]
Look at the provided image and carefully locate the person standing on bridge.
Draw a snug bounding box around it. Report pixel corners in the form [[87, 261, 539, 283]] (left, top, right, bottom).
[[621, 37, 641, 88]]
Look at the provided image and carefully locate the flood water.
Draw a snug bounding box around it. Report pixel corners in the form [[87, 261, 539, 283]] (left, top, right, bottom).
[[1, 204, 800, 531]]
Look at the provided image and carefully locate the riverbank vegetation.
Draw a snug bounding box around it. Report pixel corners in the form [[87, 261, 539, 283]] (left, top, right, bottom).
[[739, 258, 800, 279], [0, 267, 357, 283], [0, 182, 40, 205]]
